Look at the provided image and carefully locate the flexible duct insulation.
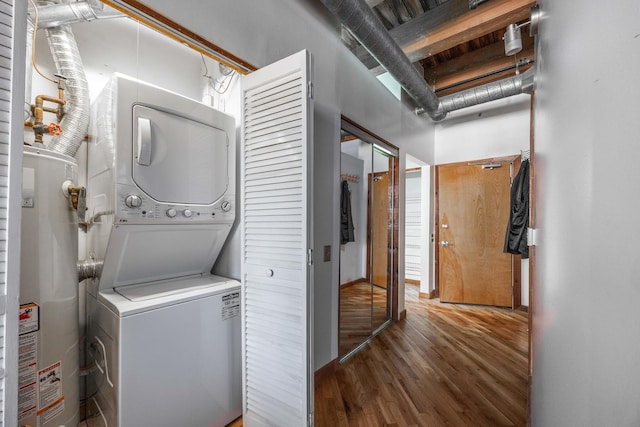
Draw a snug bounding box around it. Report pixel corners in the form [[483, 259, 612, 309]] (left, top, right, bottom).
[[37, 1, 123, 29], [434, 68, 535, 115], [78, 259, 103, 281], [38, 0, 90, 158], [320, 0, 446, 121]]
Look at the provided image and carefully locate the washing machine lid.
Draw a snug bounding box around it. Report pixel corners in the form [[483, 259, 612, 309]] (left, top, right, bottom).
[[115, 274, 236, 301], [98, 274, 240, 316], [98, 223, 232, 290], [131, 105, 229, 205]]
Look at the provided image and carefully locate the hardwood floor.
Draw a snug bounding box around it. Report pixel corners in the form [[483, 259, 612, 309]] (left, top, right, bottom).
[[316, 284, 529, 426], [85, 284, 528, 427], [339, 282, 390, 357]]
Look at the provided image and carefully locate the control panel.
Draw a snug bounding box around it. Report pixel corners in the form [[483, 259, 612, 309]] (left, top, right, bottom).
[[115, 184, 234, 224]]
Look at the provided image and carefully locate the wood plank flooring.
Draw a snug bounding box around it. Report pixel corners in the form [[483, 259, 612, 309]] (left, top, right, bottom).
[[84, 284, 528, 427], [315, 284, 529, 426], [339, 282, 390, 357]]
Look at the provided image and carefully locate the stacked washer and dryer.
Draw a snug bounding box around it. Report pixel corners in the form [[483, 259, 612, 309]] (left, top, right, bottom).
[[85, 74, 241, 426]]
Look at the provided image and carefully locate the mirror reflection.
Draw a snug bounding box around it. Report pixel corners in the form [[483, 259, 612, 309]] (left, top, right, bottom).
[[339, 120, 397, 359]]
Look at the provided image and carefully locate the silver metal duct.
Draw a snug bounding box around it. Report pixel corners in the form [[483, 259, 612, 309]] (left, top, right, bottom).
[[320, 0, 446, 121], [322, 0, 536, 121], [77, 258, 103, 281], [38, 0, 91, 157], [37, 0, 123, 29], [419, 68, 535, 116]]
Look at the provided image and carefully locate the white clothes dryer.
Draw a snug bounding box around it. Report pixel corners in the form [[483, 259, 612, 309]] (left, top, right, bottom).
[[85, 75, 240, 427]]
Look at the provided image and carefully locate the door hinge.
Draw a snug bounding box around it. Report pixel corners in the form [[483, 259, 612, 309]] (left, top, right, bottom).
[[527, 227, 537, 246], [308, 81, 313, 99], [307, 248, 313, 266], [308, 412, 314, 426]]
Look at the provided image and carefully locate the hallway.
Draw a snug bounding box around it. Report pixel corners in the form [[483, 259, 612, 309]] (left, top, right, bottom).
[[315, 284, 528, 426]]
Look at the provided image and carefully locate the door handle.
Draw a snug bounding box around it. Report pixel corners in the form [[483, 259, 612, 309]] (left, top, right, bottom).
[[440, 240, 452, 247], [136, 117, 152, 166]]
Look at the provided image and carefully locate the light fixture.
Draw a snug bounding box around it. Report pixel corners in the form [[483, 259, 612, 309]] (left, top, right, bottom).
[[503, 4, 541, 56]]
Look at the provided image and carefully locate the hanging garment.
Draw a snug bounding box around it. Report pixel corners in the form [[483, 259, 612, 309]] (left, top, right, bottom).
[[504, 159, 530, 258], [340, 180, 355, 244]]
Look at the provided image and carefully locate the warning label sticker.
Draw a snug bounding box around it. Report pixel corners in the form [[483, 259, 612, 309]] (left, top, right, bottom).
[[19, 303, 39, 335], [18, 380, 37, 419], [18, 332, 38, 419], [19, 331, 37, 368], [38, 361, 62, 411], [222, 291, 240, 320], [38, 396, 65, 425]]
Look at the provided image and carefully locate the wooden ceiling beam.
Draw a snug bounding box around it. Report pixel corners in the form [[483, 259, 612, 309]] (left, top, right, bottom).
[[355, 0, 535, 72], [425, 33, 535, 95]]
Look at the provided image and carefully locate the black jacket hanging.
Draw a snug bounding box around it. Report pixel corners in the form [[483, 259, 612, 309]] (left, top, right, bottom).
[[340, 180, 355, 244], [504, 159, 530, 258]]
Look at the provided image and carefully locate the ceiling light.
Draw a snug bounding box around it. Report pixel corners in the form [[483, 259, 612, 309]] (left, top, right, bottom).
[[504, 23, 522, 56], [503, 5, 541, 56]]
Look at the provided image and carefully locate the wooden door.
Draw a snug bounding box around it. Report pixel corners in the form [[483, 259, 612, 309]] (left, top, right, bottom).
[[437, 162, 512, 307], [371, 172, 389, 289]]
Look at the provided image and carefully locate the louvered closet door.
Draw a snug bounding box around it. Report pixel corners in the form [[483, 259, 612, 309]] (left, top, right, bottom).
[[1, 0, 25, 425], [241, 50, 314, 427]]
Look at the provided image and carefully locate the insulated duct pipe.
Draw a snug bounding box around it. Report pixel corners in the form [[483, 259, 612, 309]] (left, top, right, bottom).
[[321, 0, 536, 121], [320, 0, 447, 121], [36, 0, 123, 29], [418, 67, 536, 116], [77, 259, 103, 281], [37, 0, 91, 158]]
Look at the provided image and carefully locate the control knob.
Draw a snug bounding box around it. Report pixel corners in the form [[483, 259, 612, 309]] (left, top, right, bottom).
[[166, 208, 177, 218], [124, 194, 142, 208], [183, 209, 193, 218], [221, 201, 232, 212]]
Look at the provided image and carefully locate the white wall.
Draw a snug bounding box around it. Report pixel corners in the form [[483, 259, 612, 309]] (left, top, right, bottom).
[[532, 0, 640, 425], [312, 104, 341, 370], [435, 94, 530, 164], [435, 94, 531, 306]]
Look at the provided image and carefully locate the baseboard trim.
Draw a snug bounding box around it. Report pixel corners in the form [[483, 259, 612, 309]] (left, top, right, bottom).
[[398, 309, 407, 320], [315, 358, 339, 385], [516, 305, 529, 313], [419, 290, 437, 299], [405, 278, 420, 285], [340, 278, 367, 288]]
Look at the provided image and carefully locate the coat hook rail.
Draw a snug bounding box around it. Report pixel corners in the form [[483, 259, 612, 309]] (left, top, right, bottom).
[[341, 174, 360, 183]]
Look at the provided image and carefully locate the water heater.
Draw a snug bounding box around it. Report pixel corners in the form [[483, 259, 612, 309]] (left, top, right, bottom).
[[18, 146, 79, 427]]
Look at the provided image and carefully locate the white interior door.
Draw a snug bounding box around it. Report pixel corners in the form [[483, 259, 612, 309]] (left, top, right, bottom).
[[240, 50, 314, 427], [2, 0, 26, 425]]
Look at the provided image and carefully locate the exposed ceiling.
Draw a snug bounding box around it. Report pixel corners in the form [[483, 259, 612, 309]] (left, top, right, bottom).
[[342, 0, 536, 97]]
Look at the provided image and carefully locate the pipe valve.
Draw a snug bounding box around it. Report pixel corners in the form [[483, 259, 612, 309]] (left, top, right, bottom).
[[62, 181, 87, 222]]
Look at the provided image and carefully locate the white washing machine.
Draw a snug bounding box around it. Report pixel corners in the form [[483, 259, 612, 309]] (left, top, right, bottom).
[[85, 74, 241, 426], [88, 274, 241, 427]]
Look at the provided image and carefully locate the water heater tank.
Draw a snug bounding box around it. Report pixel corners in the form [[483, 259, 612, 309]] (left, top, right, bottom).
[[18, 146, 79, 427]]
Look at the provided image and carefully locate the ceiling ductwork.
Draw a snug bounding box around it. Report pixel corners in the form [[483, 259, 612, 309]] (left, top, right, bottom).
[[321, 0, 536, 121], [320, 0, 446, 121], [36, 0, 123, 29], [420, 67, 535, 116]]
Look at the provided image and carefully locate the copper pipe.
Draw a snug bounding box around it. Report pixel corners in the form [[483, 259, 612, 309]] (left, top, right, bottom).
[[30, 93, 66, 143]]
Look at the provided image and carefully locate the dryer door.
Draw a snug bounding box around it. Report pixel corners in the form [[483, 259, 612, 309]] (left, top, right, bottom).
[[131, 105, 228, 205]]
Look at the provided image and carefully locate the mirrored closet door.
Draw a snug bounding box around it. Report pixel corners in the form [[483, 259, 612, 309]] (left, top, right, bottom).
[[338, 118, 398, 360]]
